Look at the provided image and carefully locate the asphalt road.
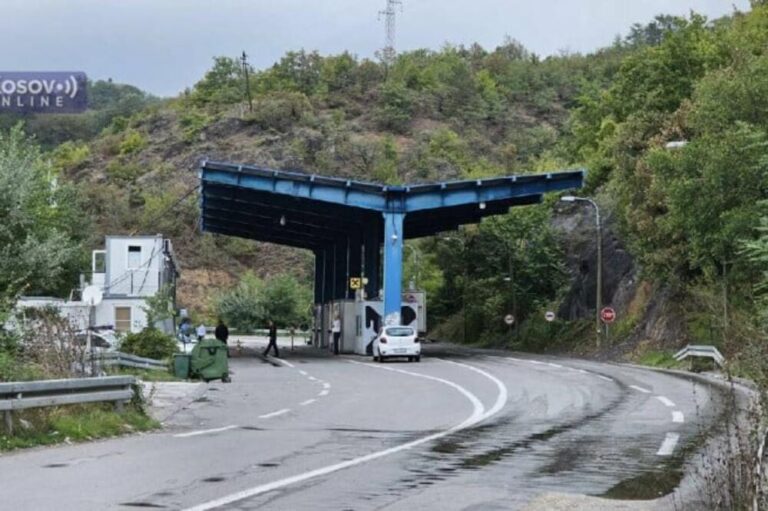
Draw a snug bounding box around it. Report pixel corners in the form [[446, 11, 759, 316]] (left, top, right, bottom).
[[0, 344, 724, 510]]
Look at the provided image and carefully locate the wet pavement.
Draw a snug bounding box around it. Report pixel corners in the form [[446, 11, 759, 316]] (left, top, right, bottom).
[[0, 344, 725, 510]]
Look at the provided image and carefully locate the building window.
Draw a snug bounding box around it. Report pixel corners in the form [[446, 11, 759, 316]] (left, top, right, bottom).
[[115, 306, 132, 333], [127, 246, 142, 269], [92, 251, 106, 273]]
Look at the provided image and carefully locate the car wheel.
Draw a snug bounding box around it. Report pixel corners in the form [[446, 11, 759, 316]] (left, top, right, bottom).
[[415, 355, 421, 363], [378, 350, 385, 363], [373, 354, 379, 362], [408, 356, 413, 362]]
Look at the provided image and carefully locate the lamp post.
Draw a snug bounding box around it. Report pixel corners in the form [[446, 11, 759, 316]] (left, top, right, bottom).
[[561, 195, 602, 348]]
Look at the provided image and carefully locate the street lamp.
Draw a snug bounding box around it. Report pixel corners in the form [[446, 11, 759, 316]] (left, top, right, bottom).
[[561, 195, 603, 348]]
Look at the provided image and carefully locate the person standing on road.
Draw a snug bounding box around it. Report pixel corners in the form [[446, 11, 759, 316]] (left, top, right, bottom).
[[264, 319, 279, 358], [196, 323, 206, 341], [215, 319, 230, 357], [215, 319, 229, 344], [331, 314, 341, 355]]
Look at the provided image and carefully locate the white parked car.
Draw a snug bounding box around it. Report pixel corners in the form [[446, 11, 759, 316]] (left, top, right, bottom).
[[372, 326, 421, 362], [74, 330, 120, 352]]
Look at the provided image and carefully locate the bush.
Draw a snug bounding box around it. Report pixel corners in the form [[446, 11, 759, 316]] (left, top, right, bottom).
[[120, 328, 177, 360], [118, 129, 147, 155]]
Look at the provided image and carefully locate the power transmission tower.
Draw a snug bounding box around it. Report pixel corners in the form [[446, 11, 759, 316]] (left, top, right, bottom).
[[241, 51, 253, 113], [378, 0, 402, 65]]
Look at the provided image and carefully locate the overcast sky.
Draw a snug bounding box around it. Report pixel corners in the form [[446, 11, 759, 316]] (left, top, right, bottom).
[[1, 0, 750, 97]]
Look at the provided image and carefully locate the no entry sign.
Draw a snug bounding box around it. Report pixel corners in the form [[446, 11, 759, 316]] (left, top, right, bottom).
[[600, 307, 616, 323]]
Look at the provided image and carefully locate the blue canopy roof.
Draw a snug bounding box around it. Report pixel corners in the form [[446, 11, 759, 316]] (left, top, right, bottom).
[[200, 160, 585, 250]]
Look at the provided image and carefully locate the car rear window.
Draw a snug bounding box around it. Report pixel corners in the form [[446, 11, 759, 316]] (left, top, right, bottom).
[[385, 327, 414, 337]]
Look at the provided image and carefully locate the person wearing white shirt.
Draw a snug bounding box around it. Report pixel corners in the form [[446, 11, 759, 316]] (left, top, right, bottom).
[[331, 315, 341, 355], [196, 324, 206, 341]]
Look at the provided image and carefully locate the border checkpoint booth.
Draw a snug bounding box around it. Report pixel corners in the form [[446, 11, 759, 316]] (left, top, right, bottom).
[[199, 161, 584, 355]]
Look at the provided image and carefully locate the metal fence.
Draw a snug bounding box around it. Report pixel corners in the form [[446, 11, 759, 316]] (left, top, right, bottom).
[[674, 344, 726, 367], [95, 352, 167, 371], [0, 375, 135, 435]]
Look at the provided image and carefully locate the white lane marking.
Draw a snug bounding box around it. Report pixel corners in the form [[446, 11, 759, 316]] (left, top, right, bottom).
[[672, 410, 685, 423], [308, 376, 318, 382], [298, 370, 308, 376], [577, 369, 590, 374], [318, 390, 329, 396], [547, 363, 563, 368], [300, 399, 316, 406], [656, 396, 675, 408], [322, 382, 331, 389], [528, 360, 545, 365], [259, 409, 290, 419], [276, 359, 295, 368], [184, 360, 500, 511], [657, 433, 680, 456], [505, 357, 524, 362], [439, 359, 508, 421], [596, 375, 613, 382], [630, 385, 652, 394], [174, 425, 239, 438]]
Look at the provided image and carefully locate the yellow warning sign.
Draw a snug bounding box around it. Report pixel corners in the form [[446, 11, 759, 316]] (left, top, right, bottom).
[[349, 277, 362, 290]]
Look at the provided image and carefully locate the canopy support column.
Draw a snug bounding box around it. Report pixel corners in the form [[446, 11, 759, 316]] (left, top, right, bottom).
[[382, 212, 405, 325]]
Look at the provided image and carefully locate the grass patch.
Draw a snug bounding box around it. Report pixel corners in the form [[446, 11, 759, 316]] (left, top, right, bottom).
[[636, 350, 681, 369], [113, 367, 181, 382], [0, 403, 159, 452]]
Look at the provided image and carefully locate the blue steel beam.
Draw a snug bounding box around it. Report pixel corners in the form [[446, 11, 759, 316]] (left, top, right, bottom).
[[382, 212, 405, 325]]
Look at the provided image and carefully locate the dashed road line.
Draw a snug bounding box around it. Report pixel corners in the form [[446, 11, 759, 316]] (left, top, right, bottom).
[[276, 359, 295, 368], [547, 363, 563, 369], [183, 360, 505, 511], [299, 399, 316, 406], [318, 390, 329, 397], [596, 375, 613, 382], [322, 382, 331, 389], [259, 408, 290, 419], [630, 385, 652, 394], [672, 410, 685, 423], [174, 425, 239, 438], [298, 370, 308, 376], [657, 433, 680, 456], [655, 396, 675, 408]]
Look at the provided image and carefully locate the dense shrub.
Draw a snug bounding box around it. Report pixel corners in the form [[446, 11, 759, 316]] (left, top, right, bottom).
[[120, 328, 177, 360]]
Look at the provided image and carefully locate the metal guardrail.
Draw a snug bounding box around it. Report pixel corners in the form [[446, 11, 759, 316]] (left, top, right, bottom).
[[674, 344, 726, 367], [0, 375, 135, 435], [95, 352, 167, 371]]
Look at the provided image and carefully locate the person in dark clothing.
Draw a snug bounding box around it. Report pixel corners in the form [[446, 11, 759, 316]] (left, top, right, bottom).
[[215, 319, 230, 357], [263, 320, 279, 357], [215, 320, 229, 344]]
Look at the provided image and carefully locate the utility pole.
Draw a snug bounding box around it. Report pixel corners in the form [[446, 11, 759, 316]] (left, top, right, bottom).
[[378, 0, 402, 65], [241, 51, 253, 113]]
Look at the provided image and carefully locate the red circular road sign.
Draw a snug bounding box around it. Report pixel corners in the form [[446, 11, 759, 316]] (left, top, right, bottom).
[[600, 307, 616, 323]]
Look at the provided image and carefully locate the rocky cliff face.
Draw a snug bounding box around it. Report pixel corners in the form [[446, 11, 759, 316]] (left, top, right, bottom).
[[552, 200, 637, 321], [551, 199, 686, 355]]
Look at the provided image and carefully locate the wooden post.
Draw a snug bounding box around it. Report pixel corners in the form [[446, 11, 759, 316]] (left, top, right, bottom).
[[4, 410, 13, 435]]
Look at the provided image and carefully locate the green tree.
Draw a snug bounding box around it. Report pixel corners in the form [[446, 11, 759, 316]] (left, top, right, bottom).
[[0, 125, 87, 300]]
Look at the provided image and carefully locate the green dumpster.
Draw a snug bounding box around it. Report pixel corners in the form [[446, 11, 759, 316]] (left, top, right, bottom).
[[190, 339, 230, 383], [173, 354, 191, 379]]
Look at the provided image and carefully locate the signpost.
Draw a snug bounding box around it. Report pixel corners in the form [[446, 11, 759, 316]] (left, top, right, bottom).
[[545, 311, 556, 322], [600, 307, 616, 323], [504, 314, 515, 325], [600, 307, 616, 345]]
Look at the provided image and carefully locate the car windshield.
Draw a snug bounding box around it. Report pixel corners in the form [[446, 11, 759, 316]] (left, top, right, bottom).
[[385, 327, 414, 337]]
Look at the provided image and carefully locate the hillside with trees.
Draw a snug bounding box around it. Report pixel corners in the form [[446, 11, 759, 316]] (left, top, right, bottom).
[[2, 2, 768, 372]]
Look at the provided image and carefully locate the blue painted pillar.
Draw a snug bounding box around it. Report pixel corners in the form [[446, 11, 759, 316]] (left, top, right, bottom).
[[382, 212, 405, 325]]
